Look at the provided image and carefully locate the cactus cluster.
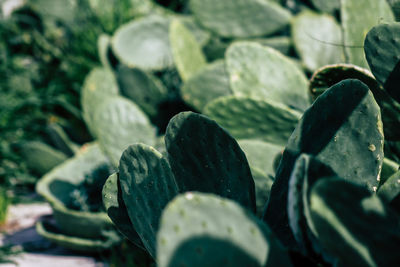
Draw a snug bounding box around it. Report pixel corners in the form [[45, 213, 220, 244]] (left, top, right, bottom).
[[22, 0, 400, 264], [101, 16, 400, 267]]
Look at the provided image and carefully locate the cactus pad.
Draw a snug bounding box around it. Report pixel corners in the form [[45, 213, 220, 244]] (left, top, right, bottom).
[[181, 60, 232, 111], [157, 192, 292, 267], [264, 79, 384, 248], [226, 42, 309, 111], [111, 15, 173, 70], [102, 173, 144, 249], [291, 11, 344, 71], [309, 177, 400, 266], [204, 95, 301, 146], [237, 139, 283, 178], [341, 0, 394, 68], [81, 67, 119, 137], [116, 65, 167, 119], [309, 63, 400, 140], [189, 0, 291, 38], [165, 112, 256, 212], [169, 20, 207, 81], [119, 144, 179, 258], [93, 96, 156, 167]]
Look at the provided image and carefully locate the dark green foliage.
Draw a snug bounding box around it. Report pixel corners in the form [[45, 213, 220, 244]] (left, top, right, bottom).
[[102, 173, 145, 249], [157, 193, 292, 267], [119, 144, 179, 258], [264, 79, 384, 248], [165, 112, 256, 212], [309, 177, 400, 266]]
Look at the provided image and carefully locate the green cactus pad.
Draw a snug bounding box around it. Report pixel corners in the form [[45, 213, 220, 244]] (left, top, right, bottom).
[[264, 79, 384, 248], [178, 16, 211, 46], [364, 23, 400, 103], [181, 60, 232, 111], [309, 63, 400, 140], [378, 170, 400, 212], [98, 34, 112, 69], [102, 173, 144, 249], [237, 139, 283, 178], [93, 96, 156, 167], [81, 67, 119, 137], [36, 219, 120, 253], [157, 192, 292, 267], [291, 11, 344, 71], [341, 0, 394, 68], [169, 20, 207, 81], [111, 15, 173, 70], [309, 177, 400, 266], [226, 42, 309, 111], [20, 141, 68, 176], [165, 112, 256, 212], [251, 168, 274, 217], [204, 95, 301, 146], [116, 64, 168, 119], [287, 154, 335, 257], [310, 0, 340, 13], [189, 0, 291, 38], [119, 144, 179, 258]]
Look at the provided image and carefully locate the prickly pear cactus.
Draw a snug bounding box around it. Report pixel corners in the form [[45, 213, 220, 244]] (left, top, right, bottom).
[[81, 67, 119, 138], [341, 0, 394, 68], [181, 60, 232, 111], [226, 42, 310, 112], [264, 79, 384, 248], [364, 22, 400, 103], [93, 96, 156, 167], [169, 20, 206, 81], [116, 64, 168, 119], [165, 112, 256, 212], [309, 177, 400, 266], [309, 63, 400, 141], [119, 144, 179, 258], [204, 95, 301, 146], [157, 192, 292, 267], [102, 173, 144, 249], [189, 0, 292, 38], [287, 154, 335, 257], [291, 11, 344, 71], [111, 15, 173, 70]]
